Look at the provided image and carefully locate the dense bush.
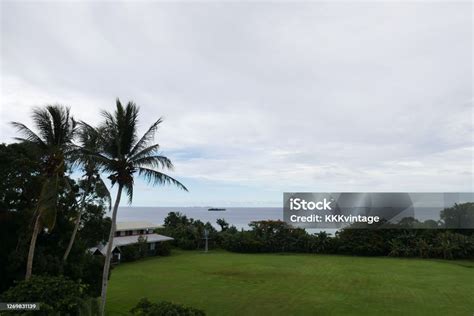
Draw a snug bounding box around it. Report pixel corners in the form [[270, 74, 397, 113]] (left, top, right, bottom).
[[1, 275, 88, 315], [153, 241, 171, 256], [158, 212, 220, 250], [0, 142, 111, 305], [130, 298, 205, 316], [121, 236, 149, 262], [221, 220, 317, 253], [221, 231, 264, 253], [161, 209, 474, 260], [220, 221, 339, 254], [121, 236, 172, 262], [121, 244, 142, 262], [440, 202, 474, 229], [385, 230, 474, 259], [218, 220, 474, 259], [335, 228, 393, 256]]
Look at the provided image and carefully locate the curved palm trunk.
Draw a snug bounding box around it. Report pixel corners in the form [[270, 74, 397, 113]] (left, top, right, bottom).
[[26, 176, 59, 280], [25, 214, 41, 280], [100, 185, 123, 316], [63, 184, 90, 262], [62, 205, 83, 262]]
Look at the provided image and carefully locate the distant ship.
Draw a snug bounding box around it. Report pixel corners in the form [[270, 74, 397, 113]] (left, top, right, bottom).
[[208, 208, 226, 211]]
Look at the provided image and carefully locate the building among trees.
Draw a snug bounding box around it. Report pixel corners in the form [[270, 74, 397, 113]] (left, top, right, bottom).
[[89, 221, 173, 262]]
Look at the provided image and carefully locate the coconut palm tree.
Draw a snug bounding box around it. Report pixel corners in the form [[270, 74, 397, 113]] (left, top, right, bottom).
[[11, 105, 77, 280], [84, 99, 187, 315], [63, 123, 111, 262]]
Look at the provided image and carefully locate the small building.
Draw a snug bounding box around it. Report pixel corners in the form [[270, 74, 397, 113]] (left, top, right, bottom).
[[89, 221, 173, 263]]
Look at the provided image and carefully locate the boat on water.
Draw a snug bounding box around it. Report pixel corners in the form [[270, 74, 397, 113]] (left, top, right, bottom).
[[208, 208, 226, 211]]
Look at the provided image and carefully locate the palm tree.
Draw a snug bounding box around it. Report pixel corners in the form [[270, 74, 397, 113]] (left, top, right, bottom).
[[11, 105, 76, 280], [85, 99, 187, 315], [63, 123, 111, 262]]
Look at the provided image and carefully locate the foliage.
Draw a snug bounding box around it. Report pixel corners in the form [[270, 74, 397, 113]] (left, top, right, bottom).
[[216, 218, 229, 231], [0, 143, 42, 292], [0, 142, 110, 295], [130, 298, 205, 316], [2, 102, 186, 315], [81, 100, 188, 314], [159, 212, 219, 250], [121, 240, 172, 261], [0, 142, 42, 212], [440, 202, 474, 229], [83, 99, 187, 203], [121, 235, 150, 262], [62, 121, 112, 262], [217, 220, 474, 259], [160, 212, 474, 259], [11, 105, 77, 231], [1, 275, 87, 315], [153, 241, 171, 256], [335, 228, 390, 256]]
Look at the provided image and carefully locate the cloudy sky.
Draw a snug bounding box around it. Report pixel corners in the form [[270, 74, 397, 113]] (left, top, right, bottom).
[[1, 1, 472, 206]]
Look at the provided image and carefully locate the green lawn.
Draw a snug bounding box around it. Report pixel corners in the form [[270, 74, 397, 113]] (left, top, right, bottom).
[[107, 250, 474, 316]]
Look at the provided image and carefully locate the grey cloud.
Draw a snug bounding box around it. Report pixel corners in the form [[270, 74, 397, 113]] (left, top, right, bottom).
[[1, 1, 472, 195]]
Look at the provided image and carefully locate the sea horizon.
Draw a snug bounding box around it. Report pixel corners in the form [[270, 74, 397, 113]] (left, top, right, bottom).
[[116, 206, 338, 234], [117, 206, 282, 230]]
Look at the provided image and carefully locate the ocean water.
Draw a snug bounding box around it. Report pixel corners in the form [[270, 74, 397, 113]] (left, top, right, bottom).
[[117, 207, 283, 230]]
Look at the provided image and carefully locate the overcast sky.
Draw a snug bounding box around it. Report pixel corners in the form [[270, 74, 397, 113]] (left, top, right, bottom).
[[1, 1, 472, 206]]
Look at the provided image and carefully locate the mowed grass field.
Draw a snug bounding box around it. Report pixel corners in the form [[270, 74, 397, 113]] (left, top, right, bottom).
[[106, 250, 474, 316]]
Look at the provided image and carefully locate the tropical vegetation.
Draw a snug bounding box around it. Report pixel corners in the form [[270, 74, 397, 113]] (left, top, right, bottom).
[[1, 275, 96, 315], [11, 105, 77, 280], [160, 210, 474, 259], [0, 100, 187, 315], [80, 99, 187, 314], [130, 298, 205, 316]]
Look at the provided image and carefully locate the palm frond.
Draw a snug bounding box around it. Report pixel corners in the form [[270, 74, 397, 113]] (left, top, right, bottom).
[[48, 105, 67, 145], [138, 167, 188, 191], [29, 105, 76, 148], [129, 117, 163, 157], [100, 109, 116, 128], [96, 100, 187, 204], [78, 147, 115, 172], [129, 144, 160, 161], [120, 100, 139, 157], [133, 155, 174, 170], [77, 122, 98, 144], [96, 177, 112, 210], [32, 107, 54, 144], [99, 99, 139, 159], [10, 122, 46, 147]]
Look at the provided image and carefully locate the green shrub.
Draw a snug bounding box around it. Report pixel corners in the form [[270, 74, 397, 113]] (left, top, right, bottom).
[[222, 231, 264, 253], [1, 275, 87, 315], [153, 242, 171, 256], [121, 244, 141, 262], [130, 298, 205, 316], [160, 212, 219, 251], [177, 238, 198, 250], [161, 209, 474, 259], [122, 237, 172, 262], [434, 231, 474, 259]]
